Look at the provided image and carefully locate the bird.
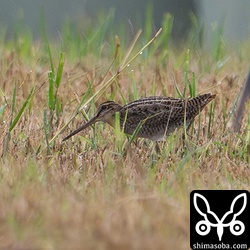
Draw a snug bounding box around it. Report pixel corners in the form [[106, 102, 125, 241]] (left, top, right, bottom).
[[63, 93, 216, 142]]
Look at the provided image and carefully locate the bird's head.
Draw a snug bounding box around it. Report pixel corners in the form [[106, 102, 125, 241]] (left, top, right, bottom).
[[94, 101, 122, 125], [62, 101, 122, 141]]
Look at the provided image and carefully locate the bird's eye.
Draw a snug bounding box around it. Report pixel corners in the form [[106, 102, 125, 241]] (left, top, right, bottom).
[[100, 105, 106, 111]]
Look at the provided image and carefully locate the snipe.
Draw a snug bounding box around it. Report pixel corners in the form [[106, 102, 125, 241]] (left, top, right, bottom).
[[63, 93, 216, 142]]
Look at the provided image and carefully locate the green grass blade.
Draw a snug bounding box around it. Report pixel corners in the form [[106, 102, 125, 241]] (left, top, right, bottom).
[[151, 13, 173, 58], [55, 52, 65, 88], [144, 3, 153, 41], [9, 87, 35, 132], [87, 9, 115, 55], [183, 49, 190, 97], [158, 13, 173, 49], [114, 112, 125, 153], [46, 44, 55, 76], [48, 71, 55, 110], [189, 72, 196, 98]]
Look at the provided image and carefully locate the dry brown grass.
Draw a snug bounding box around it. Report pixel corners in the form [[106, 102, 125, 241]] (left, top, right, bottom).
[[0, 36, 249, 250]]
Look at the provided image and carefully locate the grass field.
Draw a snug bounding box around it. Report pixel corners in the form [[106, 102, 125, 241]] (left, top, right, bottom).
[[0, 14, 250, 249]]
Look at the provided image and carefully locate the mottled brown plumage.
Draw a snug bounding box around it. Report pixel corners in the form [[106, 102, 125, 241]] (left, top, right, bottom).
[[63, 93, 216, 142]]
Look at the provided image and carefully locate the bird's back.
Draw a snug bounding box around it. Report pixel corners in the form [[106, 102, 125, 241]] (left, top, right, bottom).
[[119, 93, 215, 141]]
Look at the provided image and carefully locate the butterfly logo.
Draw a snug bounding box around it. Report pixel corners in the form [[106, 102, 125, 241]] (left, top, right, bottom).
[[193, 193, 247, 241]]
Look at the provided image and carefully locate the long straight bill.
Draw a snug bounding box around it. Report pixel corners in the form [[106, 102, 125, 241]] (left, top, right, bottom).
[[62, 116, 98, 141]]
